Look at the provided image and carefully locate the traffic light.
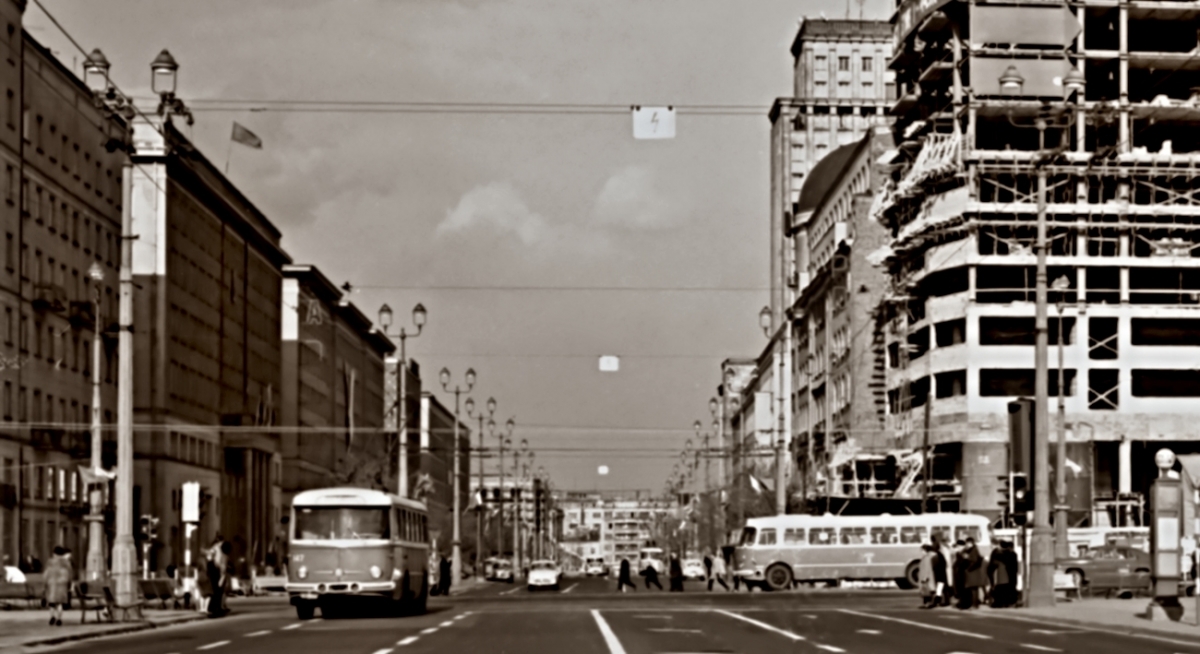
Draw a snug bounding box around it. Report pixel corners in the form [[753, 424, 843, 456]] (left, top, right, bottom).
[[139, 514, 160, 541], [998, 474, 1013, 514], [1012, 473, 1030, 523], [1008, 398, 1035, 477]]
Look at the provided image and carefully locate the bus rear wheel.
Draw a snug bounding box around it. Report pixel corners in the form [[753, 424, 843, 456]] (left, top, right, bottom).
[[295, 602, 315, 620], [897, 561, 919, 590], [764, 564, 794, 591]]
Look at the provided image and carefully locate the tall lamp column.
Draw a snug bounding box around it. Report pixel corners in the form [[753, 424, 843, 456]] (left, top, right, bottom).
[[377, 302, 427, 498], [85, 262, 107, 581], [465, 396, 496, 579], [440, 367, 476, 588]]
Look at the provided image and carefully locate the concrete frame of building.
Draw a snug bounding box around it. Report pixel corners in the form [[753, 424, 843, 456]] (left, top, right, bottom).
[[879, 0, 1200, 523], [129, 115, 289, 576], [0, 1, 128, 570], [279, 264, 394, 510]]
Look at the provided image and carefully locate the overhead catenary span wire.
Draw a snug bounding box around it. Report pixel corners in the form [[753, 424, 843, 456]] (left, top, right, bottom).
[[354, 284, 771, 291]]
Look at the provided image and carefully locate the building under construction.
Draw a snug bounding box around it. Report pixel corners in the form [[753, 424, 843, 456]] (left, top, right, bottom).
[[870, 0, 1200, 525]]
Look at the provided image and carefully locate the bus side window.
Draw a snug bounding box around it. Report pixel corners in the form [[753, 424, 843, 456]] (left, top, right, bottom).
[[809, 527, 835, 545], [758, 528, 777, 546], [899, 526, 925, 544], [871, 526, 899, 545], [840, 527, 868, 545], [957, 526, 981, 543], [401, 510, 410, 542], [783, 528, 805, 546]]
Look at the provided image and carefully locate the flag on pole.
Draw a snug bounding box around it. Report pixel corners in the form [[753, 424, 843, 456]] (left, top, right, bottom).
[[231, 122, 263, 149], [78, 465, 115, 485]]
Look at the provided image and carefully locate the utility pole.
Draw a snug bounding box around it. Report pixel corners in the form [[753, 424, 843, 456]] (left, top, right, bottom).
[[1054, 288, 1071, 559], [1029, 120, 1055, 608], [377, 303, 426, 498], [465, 397, 495, 579], [112, 156, 137, 611], [85, 263, 107, 582]]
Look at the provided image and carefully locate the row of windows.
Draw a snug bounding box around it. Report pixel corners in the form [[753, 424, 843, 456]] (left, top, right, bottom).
[[2, 380, 108, 425], [19, 464, 83, 503], [2, 308, 114, 382], [814, 55, 875, 73], [753, 523, 982, 547]]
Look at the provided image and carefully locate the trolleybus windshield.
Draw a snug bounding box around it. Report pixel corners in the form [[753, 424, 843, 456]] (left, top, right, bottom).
[[294, 506, 391, 541]]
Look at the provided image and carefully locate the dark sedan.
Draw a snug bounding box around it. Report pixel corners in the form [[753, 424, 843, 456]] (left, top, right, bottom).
[[1057, 545, 1150, 597]]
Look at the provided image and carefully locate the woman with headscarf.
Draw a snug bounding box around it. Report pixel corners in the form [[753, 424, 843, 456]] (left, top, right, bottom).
[[988, 540, 1019, 608], [43, 546, 71, 626], [917, 544, 937, 608], [960, 537, 986, 609]]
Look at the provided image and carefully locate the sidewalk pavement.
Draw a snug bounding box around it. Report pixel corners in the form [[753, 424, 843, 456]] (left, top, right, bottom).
[[448, 576, 488, 596], [1006, 596, 1200, 638], [0, 607, 205, 652]]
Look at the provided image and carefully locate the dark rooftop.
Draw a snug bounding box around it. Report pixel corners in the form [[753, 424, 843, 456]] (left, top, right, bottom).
[[796, 141, 861, 215]]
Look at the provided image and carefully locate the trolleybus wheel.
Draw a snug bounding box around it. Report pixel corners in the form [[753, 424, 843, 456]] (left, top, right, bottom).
[[897, 561, 919, 590], [764, 563, 794, 591], [295, 602, 315, 621]]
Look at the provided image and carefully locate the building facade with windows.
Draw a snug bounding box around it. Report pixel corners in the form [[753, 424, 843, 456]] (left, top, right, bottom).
[[0, 0, 127, 569], [130, 116, 289, 574]]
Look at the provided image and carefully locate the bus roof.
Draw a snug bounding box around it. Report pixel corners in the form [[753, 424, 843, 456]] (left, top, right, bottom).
[[292, 487, 427, 512], [743, 513, 990, 529]]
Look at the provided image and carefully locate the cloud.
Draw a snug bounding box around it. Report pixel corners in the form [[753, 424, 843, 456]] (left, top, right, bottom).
[[437, 181, 553, 246], [591, 164, 678, 231]]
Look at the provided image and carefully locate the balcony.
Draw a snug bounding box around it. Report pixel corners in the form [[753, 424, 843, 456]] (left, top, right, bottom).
[[32, 283, 67, 313]]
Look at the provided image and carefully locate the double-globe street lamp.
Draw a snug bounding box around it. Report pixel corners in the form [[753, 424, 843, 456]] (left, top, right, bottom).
[[439, 367, 475, 588], [378, 303, 427, 498], [998, 64, 1085, 607], [465, 396, 496, 579], [84, 262, 107, 582], [494, 419, 514, 560]]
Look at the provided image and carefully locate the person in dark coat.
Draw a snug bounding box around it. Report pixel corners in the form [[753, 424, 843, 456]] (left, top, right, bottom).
[[988, 540, 1019, 608], [703, 551, 714, 590], [668, 553, 684, 592], [438, 555, 452, 596], [932, 541, 949, 607], [644, 560, 663, 590], [616, 558, 636, 593], [959, 538, 986, 609], [44, 547, 71, 626], [206, 535, 226, 617]]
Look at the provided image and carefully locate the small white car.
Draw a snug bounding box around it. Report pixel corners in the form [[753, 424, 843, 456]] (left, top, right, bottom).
[[487, 559, 514, 583], [682, 559, 706, 580], [527, 560, 562, 591], [584, 558, 608, 577]]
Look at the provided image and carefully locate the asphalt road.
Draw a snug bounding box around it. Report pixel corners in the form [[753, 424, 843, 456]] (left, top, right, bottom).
[[25, 577, 1200, 654]]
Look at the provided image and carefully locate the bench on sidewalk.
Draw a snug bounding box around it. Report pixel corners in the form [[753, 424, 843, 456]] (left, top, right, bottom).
[[139, 579, 178, 609], [76, 582, 108, 623]]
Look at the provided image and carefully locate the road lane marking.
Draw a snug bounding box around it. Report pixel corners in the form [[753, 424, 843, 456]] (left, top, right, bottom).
[[500, 586, 522, 595], [803, 614, 818, 619], [197, 642, 230, 651], [838, 609, 992, 640], [592, 610, 629, 654], [419, 627, 438, 634], [281, 623, 304, 630], [815, 646, 846, 653], [397, 636, 419, 646], [714, 610, 806, 642], [563, 583, 579, 593], [979, 613, 1200, 649], [244, 631, 271, 638], [1030, 629, 1088, 635], [439, 621, 454, 627], [371, 649, 394, 654], [1021, 645, 1062, 652], [856, 629, 882, 635], [648, 628, 702, 634], [633, 615, 673, 619]]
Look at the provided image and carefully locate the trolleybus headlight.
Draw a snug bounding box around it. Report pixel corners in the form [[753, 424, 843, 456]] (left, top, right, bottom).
[[297, 566, 308, 579], [370, 565, 382, 579], [393, 568, 402, 580]]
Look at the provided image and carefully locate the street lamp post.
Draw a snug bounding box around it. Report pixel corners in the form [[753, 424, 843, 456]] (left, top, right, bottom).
[[515, 439, 529, 573], [497, 420, 513, 559], [465, 396, 496, 579], [1053, 276, 1072, 559], [84, 262, 107, 582], [999, 64, 1085, 608], [440, 367, 475, 589], [378, 303, 427, 498]]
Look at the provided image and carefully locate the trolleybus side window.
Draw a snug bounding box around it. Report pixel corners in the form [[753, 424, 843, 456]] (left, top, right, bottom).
[[899, 526, 925, 544], [840, 527, 869, 545], [783, 528, 805, 545], [758, 528, 777, 546], [871, 526, 899, 545], [956, 525, 982, 543], [809, 527, 836, 545]]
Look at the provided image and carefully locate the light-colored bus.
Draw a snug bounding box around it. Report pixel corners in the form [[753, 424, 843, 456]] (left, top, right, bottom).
[[733, 513, 992, 591], [286, 487, 430, 619]]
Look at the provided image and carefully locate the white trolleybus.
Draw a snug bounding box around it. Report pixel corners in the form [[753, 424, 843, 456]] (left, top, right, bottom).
[[733, 512, 992, 591], [287, 487, 430, 619]]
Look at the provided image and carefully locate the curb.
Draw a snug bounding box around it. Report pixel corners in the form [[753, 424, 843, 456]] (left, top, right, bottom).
[[19, 614, 209, 648], [988, 609, 1200, 640]]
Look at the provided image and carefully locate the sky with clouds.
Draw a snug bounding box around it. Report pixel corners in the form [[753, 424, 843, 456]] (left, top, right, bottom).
[[26, 0, 891, 493]]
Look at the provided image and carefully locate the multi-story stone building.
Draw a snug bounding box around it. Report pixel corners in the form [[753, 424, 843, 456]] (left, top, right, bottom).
[[0, 0, 127, 568], [878, 0, 1200, 523], [279, 264, 393, 505], [129, 116, 289, 572], [418, 391, 469, 554]]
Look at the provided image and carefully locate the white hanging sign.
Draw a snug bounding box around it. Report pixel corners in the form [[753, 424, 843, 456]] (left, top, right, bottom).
[[632, 106, 676, 140]]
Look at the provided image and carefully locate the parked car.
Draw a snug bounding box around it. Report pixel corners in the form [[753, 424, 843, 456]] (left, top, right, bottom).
[[1057, 544, 1150, 597], [487, 558, 514, 583], [682, 559, 706, 580], [527, 560, 562, 591], [638, 547, 665, 575], [584, 558, 608, 577]]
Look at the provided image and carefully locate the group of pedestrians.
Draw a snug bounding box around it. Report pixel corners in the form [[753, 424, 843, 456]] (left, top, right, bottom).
[[917, 535, 1019, 610], [614, 547, 732, 593]]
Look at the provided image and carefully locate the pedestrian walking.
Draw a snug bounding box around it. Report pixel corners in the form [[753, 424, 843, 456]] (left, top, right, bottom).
[[43, 546, 71, 626], [988, 540, 1019, 608], [643, 560, 663, 590], [206, 535, 226, 617], [438, 555, 452, 596], [959, 538, 986, 609], [932, 540, 948, 607], [703, 551, 713, 591], [220, 541, 234, 614], [616, 558, 636, 593], [709, 551, 729, 591], [668, 553, 684, 592], [917, 544, 937, 608]]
